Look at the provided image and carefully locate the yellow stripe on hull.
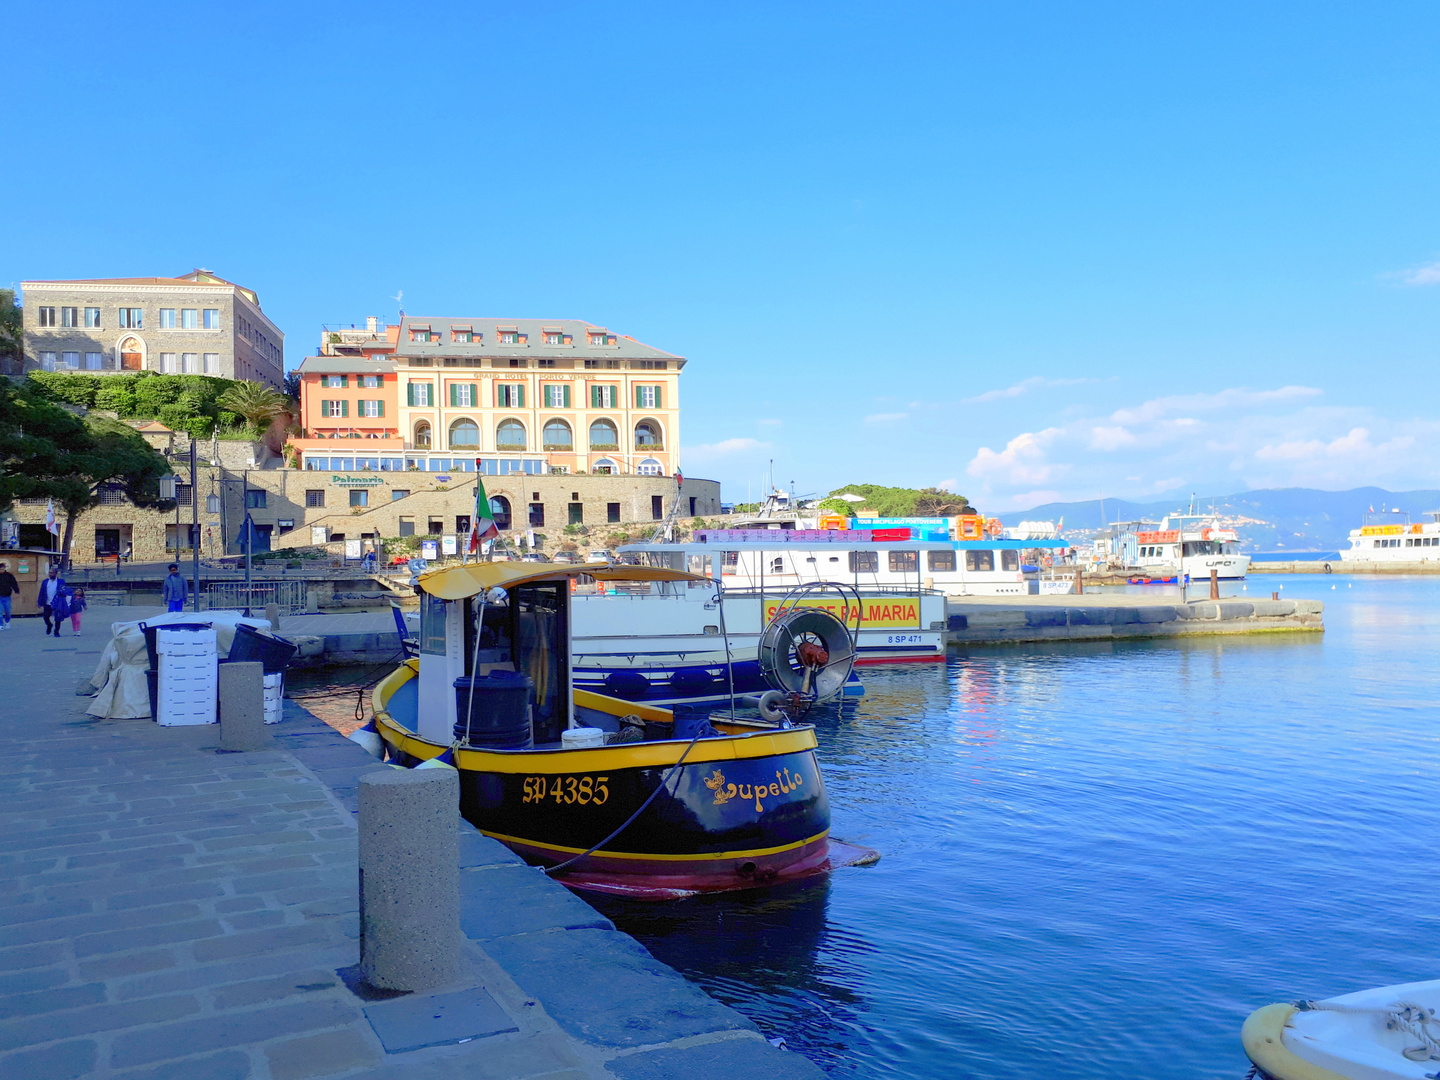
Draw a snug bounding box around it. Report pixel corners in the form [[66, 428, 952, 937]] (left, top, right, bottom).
[[1241, 1004, 1350, 1080], [479, 828, 831, 862]]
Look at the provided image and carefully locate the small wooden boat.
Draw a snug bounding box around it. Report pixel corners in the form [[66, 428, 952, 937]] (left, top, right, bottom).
[[1243, 979, 1440, 1079], [366, 561, 878, 900]]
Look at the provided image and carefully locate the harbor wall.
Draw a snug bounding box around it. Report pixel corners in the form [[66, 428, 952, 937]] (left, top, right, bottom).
[[1251, 560, 1440, 574], [945, 596, 1323, 645]]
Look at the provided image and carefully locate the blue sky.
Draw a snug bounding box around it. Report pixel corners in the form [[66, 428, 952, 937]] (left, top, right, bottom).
[[8, 2, 1440, 511]]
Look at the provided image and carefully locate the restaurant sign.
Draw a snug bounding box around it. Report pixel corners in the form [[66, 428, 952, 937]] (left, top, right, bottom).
[[330, 475, 385, 486]]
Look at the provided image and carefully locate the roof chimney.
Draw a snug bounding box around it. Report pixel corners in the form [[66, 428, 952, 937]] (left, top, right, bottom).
[[366, 316, 378, 333]]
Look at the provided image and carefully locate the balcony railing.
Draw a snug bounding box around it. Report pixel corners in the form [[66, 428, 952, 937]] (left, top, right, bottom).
[[634, 442, 665, 451], [542, 443, 574, 452], [496, 443, 528, 452], [588, 443, 620, 451]]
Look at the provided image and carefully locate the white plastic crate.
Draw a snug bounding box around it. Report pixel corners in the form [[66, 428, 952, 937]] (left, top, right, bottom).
[[156, 628, 218, 726], [263, 673, 284, 725]]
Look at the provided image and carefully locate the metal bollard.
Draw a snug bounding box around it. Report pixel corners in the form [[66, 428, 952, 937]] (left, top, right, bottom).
[[358, 768, 460, 991], [218, 662, 269, 751], [1209, 568, 1219, 600], [1075, 568, 1084, 595], [265, 602, 280, 631]]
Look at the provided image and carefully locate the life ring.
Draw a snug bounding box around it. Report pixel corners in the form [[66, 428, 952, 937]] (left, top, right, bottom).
[[1042, 554, 1053, 568], [985, 518, 1003, 537]]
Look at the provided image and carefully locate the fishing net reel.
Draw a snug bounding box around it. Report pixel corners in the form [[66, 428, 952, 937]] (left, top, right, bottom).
[[757, 604, 857, 724]]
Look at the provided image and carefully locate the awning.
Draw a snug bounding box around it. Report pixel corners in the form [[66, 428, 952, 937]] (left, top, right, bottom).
[[417, 561, 706, 600]]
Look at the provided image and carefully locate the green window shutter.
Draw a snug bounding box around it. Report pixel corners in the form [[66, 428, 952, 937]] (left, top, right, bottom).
[[654, 385, 662, 408], [517, 384, 525, 408], [591, 385, 600, 408], [470, 384, 478, 408], [610, 384, 619, 408], [563, 385, 571, 408], [340, 375, 348, 388], [376, 399, 384, 417], [406, 382, 415, 407], [341, 399, 349, 418], [635, 384, 643, 408], [449, 384, 458, 407]]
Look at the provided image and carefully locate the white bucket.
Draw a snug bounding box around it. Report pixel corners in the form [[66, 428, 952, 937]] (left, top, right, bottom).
[[560, 726, 606, 749]]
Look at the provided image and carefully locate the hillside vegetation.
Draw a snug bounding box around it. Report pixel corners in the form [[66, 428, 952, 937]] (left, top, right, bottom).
[[26, 371, 286, 440], [817, 484, 976, 518]]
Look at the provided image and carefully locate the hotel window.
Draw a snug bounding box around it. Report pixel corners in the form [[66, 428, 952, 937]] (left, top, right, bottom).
[[1001, 549, 1020, 571], [568, 502, 584, 525], [508, 358, 525, 368], [529, 503, 545, 527], [181, 309, 197, 329], [537, 357, 556, 368], [203, 309, 220, 329], [118, 308, 142, 328], [160, 353, 178, 373], [322, 400, 348, 418], [635, 384, 661, 408], [636, 360, 667, 370], [305, 490, 325, 508], [159, 309, 176, 328], [325, 375, 347, 388], [411, 329, 433, 343], [928, 550, 956, 572], [888, 550, 919, 573], [361, 400, 383, 418], [361, 374, 381, 388], [181, 353, 198, 373], [245, 490, 267, 509], [449, 383, 476, 408], [542, 383, 570, 408], [965, 550, 996, 572], [408, 357, 432, 366], [350, 490, 368, 508], [61, 307, 78, 328], [203, 353, 218, 373], [37, 307, 56, 327], [61, 352, 80, 368], [588, 333, 612, 346], [407, 382, 433, 407], [453, 330, 473, 343], [495, 384, 524, 408], [85, 352, 102, 370], [500, 331, 520, 345], [848, 551, 879, 573], [84, 307, 101, 328], [607, 502, 621, 523], [544, 332, 564, 345], [591, 384, 618, 408]]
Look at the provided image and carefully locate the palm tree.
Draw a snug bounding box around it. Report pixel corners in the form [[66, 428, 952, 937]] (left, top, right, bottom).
[[218, 381, 291, 433]]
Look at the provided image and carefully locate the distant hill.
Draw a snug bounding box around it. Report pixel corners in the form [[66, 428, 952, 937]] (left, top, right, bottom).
[[997, 487, 1440, 551]]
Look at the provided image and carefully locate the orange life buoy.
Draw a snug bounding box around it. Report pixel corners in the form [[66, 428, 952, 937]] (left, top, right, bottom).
[[985, 517, 1002, 537]]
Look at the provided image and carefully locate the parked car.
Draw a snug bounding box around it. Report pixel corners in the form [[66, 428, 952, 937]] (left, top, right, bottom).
[[520, 553, 550, 562], [587, 549, 613, 562], [551, 551, 580, 564]]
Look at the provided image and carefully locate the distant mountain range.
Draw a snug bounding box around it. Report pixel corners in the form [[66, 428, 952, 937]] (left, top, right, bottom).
[[997, 487, 1440, 552]]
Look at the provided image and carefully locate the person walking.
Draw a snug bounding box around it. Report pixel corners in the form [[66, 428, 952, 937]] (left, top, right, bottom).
[[0, 561, 17, 630], [162, 564, 187, 613], [67, 587, 86, 636], [38, 565, 66, 636]]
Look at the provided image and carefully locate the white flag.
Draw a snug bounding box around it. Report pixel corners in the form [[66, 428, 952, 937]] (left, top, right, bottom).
[[45, 498, 59, 537]]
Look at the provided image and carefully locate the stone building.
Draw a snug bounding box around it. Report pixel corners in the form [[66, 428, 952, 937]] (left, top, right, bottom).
[[20, 269, 285, 387]]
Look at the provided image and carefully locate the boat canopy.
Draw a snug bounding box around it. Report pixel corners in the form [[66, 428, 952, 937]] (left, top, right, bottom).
[[417, 560, 707, 600]]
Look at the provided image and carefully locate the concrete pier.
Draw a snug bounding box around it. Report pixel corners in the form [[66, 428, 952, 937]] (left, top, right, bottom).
[[0, 608, 823, 1079], [946, 593, 1323, 645]]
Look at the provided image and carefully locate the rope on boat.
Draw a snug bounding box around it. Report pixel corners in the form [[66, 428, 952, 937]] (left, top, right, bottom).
[[540, 727, 709, 879], [1294, 999, 1440, 1062]]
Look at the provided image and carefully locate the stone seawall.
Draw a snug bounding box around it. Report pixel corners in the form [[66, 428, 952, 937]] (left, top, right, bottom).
[[946, 596, 1323, 645]]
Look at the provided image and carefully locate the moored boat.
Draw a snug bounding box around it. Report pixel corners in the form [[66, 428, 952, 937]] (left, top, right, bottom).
[[366, 560, 878, 900], [1242, 979, 1440, 1079]]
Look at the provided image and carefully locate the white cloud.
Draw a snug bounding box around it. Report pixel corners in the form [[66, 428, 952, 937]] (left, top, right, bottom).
[[936, 478, 958, 492], [1393, 261, 1440, 286], [1088, 425, 1136, 451], [864, 412, 908, 424], [1110, 386, 1321, 425], [684, 437, 770, 461], [965, 376, 1093, 404], [755, 418, 782, 427], [966, 427, 1064, 486]]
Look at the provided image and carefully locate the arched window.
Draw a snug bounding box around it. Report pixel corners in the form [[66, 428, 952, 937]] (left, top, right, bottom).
[[489, 496, 511, 530], [592, 458, 616, 475], [634, 420, 661, 448], [637, 457, 663, 476], [496, 420, 526, 450], [589, 419, 618, 449], [448, 418, 479, 448], [542, 419, 573, 450], [413, 420, 431, 449]]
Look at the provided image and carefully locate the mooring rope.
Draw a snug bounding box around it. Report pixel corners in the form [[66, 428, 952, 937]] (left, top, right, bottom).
[[1295, 998, 1440, 1062]]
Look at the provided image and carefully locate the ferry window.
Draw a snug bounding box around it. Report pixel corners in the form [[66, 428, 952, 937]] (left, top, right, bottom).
[[966, 550, 995, 572], [770, 557, 784, 573], [1001, 550, 1019, 571], [888, 550, 918, 573], [848, 551, 879, 573], [722, 551, 738, 567], [927, 550, 956, 572]]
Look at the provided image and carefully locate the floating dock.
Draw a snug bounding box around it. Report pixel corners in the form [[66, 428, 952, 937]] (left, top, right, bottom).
[[945, 593, 1323, 645]]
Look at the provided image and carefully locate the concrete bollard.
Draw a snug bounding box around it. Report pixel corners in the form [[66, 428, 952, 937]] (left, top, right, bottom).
[[219, 662, 270, 751], [358, 768, 460, 991], [265, 602, 280, 631]]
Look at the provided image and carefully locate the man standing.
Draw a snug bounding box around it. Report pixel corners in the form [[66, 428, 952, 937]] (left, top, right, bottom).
[[38, 565, 66, 636], [0, 562, 18, 630], [162, 564, 187, 613]]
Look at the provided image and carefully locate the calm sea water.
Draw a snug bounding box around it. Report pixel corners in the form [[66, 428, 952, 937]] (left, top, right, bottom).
[[588, 575, 1440, 1078]]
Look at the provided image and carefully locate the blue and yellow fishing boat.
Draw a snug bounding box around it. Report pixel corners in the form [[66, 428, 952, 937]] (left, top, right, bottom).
[[366, 561, 877, 900]]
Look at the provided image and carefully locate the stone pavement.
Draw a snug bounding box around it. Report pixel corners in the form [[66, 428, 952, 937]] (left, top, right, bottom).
[[0, 609, 825, 1079]]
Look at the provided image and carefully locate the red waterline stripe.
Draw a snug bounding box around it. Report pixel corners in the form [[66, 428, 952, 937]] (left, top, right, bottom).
[[854, 653, 945, 665]]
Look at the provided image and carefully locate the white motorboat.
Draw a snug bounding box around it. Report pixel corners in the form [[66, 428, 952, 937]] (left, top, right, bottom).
[[1124, 512, 1250, 581], [1243, 978, 1440, 1079], [1340, 510, 1440, 565]]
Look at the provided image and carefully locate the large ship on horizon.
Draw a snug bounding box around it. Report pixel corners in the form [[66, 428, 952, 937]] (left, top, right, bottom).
[[1339, 508, 1440, 563]]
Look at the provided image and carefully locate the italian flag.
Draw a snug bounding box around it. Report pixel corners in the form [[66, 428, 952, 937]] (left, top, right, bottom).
[[469, 465, 500, 553]]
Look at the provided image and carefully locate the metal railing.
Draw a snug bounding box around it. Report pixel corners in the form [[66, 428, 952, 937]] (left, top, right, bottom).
[[204, 579, 309, 614]]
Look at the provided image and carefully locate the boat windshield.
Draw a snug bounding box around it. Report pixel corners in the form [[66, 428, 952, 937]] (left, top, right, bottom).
[[465, 582, 568, 744]]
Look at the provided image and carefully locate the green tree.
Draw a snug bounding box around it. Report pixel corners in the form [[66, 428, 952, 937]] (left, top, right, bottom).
[[218, 381, 291, 434], [0, 289, 20, 365]]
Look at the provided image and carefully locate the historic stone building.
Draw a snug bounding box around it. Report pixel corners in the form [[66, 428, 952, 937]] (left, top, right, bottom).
[[20, 269, 285, 387]]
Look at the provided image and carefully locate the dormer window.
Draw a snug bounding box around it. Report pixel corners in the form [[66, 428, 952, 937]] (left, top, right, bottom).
[[453, 329, 475, 343], [499, 331, 521, 345], [588, 332, 614, 346], [544, 332, 563, 345], [410, 327, 434, 343]]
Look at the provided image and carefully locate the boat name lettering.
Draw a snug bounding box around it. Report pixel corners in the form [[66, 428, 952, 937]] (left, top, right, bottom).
[[705, 767, 803, 812], [763, 597, 920, 629], [522, 775, 609, 806]]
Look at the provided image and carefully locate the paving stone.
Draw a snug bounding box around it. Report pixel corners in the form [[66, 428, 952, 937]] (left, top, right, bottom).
[[487, 928, 756, 1048], [0, 982, 106, 1020], [353, 1035, 584, 1080], [201, 830, 323, 854], [214, 896, 266, 914], [0, 1037, 98, 1080], [0, 965, 70, 997], [603, 1036, 828, 1080], [362, 986, 518, 1053], [223, 908, 287, 931], [0, 993, 201, 1051], [211, 971, 339, 1010], [459, 865, 614, 942], [265, 1027, 381, 1079], [104, 882, 227, 910], [457, 825, 525, 869], [109, 1048, 253, 1080], [77, 949, 178, 981], [108, 997, 360, 1068], [0, 942, 71, 973], [72, 917, 225, 957], [114, 944, 357, 1001], [191, 921, 332, 963]]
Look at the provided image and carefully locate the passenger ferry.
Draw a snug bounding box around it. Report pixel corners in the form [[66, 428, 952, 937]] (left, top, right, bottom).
[[1125, 513, 1250, 580], [1340, 510, 1440, 563]]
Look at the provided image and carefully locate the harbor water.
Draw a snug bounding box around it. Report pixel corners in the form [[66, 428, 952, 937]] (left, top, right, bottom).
[[589, 575, 1440, 1078]]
